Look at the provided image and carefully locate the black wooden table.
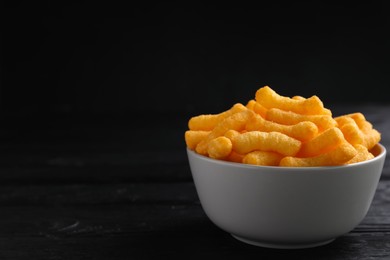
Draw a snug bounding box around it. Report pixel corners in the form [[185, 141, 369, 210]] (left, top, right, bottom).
[[0, 104, 389, 259]]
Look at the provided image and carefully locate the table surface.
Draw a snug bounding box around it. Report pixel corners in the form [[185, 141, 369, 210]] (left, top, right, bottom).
[[0, 103, 389, 260]]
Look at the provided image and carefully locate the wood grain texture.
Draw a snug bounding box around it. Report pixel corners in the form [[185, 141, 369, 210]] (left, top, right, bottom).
[[0, 181, 388, 259]]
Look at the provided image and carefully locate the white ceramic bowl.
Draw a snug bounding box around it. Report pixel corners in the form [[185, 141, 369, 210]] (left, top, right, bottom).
[[187, 144, 386, 249]]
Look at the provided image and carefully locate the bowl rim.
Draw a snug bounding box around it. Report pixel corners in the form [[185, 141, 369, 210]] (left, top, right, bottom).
[[187, 143, 387, 172]]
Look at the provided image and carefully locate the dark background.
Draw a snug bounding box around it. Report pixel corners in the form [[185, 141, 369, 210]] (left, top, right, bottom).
[[2, 1, 390, 122]]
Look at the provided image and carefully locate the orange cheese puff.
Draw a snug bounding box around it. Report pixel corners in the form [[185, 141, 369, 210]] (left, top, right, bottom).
[[188, 103, 247, 131], [224, 129, 241, 140], [225, 151, 245, 163], [292, 95, 305, 100], [195, 109, 255, 155], [231, 131, 301, 156], [218, 130, 244, 162], [279, 143, 357, 167], [265, 108, 337, 132], [354, 117, 381, 148], [356, 118, 381, 150], [335, 116, 365, 146], [360, 120, 373, 133], [298, 127, 345, 157], [185, 130, 210, 150], [246, 100, 267, 118], [349, 112, 366, 125], [335, 113, 371, 131], [255, 86, 331, 116], [246, 99, 255, 110], [334, 115, 355, 127], [291, 95, 334, 116], [338, 112, 367, 128], [362, 128, 381, 150], [335, 114, 380, 149], [340, 123, 365, 146], [207, 136, 233, 160], [347, 144, 375, 164], [335, 114, 366, 129], [246, 114, 318, 142], [243, 151, 283, 166]]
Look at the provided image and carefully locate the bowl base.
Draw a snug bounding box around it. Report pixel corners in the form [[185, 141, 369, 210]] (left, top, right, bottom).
[[231, 234, 335, 249]]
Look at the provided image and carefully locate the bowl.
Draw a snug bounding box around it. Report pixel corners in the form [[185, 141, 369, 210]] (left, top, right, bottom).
[[186, 143, 386, 249]]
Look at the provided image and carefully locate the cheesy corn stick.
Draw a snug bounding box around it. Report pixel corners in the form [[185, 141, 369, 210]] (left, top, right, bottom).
[[354, 117, 381, 150], [340, 123, 365, 146], [337, 112, 368, 129], [246, 100, 267, 118], [360, 120, 373, 133], [298, 127, 345, 157], [348, 112, 366, 126], [224, 129, 241, 140], [225, 151, 245, 163], [243, 151, 283, 166], [231, 131, 301, 156], [246, 114, 318, 142], [292, 95, 305, 100], [246, 99, 255, 110], [185, 130, 210, 150], [188, 103, 247, 131], [207, 136, 233, 160], [347, 144, 375, 164], [335, 116, 364, 146], [266, 108, 337, 132], [195, 110, 255, 155], [363, 128, 381, 150], [280, 143, 357, 167], [334, 115, 355, 126], [255, 86, 331, 116], [335, 113, 380, 150]]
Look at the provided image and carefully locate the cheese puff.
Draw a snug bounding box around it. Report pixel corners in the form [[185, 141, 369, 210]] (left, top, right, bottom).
[[231, 131, 301, 156], [334, 115, 355, 126], [195, 109, 255, 155], [346, 144, 375, 164], [266, 108, 337, 132], [246, 113, 318, 142], [359, 120, 373, 133], [348, 112, 366, 125], [185, 130, 210, 150], [292, 96, 334, 116], [279, 142, 357, 167], [354, 117, 381, 150], [188, 103, 247, 131], [246, 100, 267, 118], [338, 112, 367, 129], [243, 151, 283, 166], [280, 143, 357, 167], [362, 128, 381, 150], [298, 127, 345, 157], [341, 123, 365, 145], [224, 129, 241, 140], [292, 95, 305, 100], [246, 99, 255, 110], [214, 130, 244, 162], [226, 151, 245, 163], [335, 114, 380, 150], [337, 118, 365, 146], [255, 86, 331, 116], [207, 136, 233, 160]]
